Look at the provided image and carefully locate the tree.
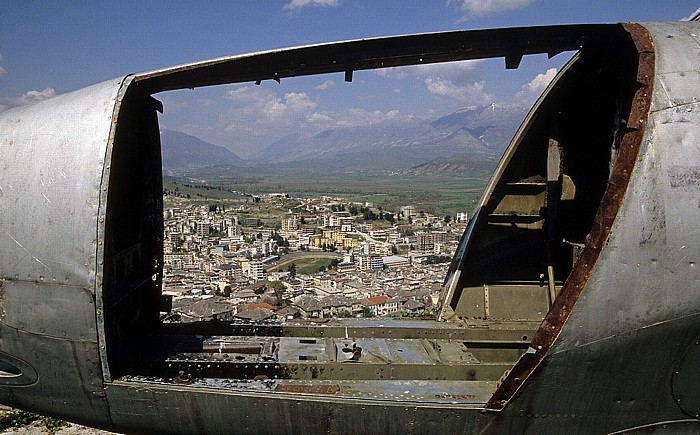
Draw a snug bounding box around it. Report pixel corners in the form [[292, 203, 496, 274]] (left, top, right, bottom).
[[269, 280, 287, 307], [363, 208, 377, 221], [288, 263, 297, 278], [444, 215, 451, 223]]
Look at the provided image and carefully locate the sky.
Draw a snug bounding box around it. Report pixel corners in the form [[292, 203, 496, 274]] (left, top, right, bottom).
[[1, 1, 699, 157]]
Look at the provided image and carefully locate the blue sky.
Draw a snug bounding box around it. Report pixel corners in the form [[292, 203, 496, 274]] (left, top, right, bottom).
[[1, 1, 698, 157]]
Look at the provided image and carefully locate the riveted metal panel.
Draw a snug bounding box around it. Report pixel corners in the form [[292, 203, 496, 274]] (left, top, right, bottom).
[[105, 380, 491, 434], [0, 280, 97, 341], [0, 78, 127, 289], [482, 313, 700, 433], [488, 285, 549, 321], [673, 336, 700, 418], [454, 286, 487, 318], [644, 22, 700, 112], [0, 78, 129, 430], [0, 325, 111, 430]]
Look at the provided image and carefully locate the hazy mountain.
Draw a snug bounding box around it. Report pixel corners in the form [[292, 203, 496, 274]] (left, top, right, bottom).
[[250, 104, 527, 170], [430, 103, 528, 152], [160, 129, 247, 170]]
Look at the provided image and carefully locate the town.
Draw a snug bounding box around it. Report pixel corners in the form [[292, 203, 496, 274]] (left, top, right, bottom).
[[162, 188, 470, 323]]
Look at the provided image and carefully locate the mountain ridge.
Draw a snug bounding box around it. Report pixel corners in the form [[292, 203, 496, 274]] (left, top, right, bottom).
[[160, 103, 527, 173], [249, 103, 527, 169]]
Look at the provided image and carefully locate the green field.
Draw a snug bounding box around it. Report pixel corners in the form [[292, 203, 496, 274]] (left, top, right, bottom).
[[164, 171, 490, 217]]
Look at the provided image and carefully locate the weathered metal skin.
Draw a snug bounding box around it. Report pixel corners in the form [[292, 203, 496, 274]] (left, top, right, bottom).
[[482, 21, 700, 433], [0, 79, 129, 428], [0, 21, 698, 434]]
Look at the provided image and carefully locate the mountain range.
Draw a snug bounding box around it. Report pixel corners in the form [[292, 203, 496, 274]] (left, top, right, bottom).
[[160, 103, 527, 173]]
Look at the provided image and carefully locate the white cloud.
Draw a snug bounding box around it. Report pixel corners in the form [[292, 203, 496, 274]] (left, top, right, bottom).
[[375, 59, 490, 104], [285, 92, 317, 111], [9, 87, 56, 106], [315, 80, 335, 90], [374, 68, 408, 79], [222, 85, 319, 140], [0, 66, 6, 76], [226, 85, 267, 104], [331, 108, 405, 128], [516, 67, 557, 102], [262, 98, 287, 119], [307, 111, 333, 123], [305, 108, 402, 129], [223, 86, 285, 135], [425, 78, 492, 104], [454, 0, 534, 17], [413, 60, 491, 104], [375, 59, 482, 82], [0, 104, 6, 114], [217, 85, 404, 154], [413, 59, 483, 79], [285, 0, 339, 10], [262, 92, 317, 120]]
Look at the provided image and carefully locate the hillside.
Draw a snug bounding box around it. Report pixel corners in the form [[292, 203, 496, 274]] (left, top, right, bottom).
[[400, 155, 500, 177], [160, 129, 247, 170]]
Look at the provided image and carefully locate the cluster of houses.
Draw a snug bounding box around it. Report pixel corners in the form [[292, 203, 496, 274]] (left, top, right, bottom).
[[166, 281, 437, 323], [161, 194, 468, 322]]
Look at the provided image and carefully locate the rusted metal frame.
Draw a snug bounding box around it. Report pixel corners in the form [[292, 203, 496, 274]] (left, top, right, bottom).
[[126, 358, 511, 383], [484, 23, 655, 412]]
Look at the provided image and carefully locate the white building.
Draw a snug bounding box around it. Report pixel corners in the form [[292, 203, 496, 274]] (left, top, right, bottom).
[[241, 259, 264, 280], [456, 211, 469, 223]]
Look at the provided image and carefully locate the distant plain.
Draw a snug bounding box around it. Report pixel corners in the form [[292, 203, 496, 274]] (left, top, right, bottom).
[[164, 170, 491, 218]]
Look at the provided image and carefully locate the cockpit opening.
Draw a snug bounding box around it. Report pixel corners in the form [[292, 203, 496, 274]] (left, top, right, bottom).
[[99, 24, 643, 407]]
